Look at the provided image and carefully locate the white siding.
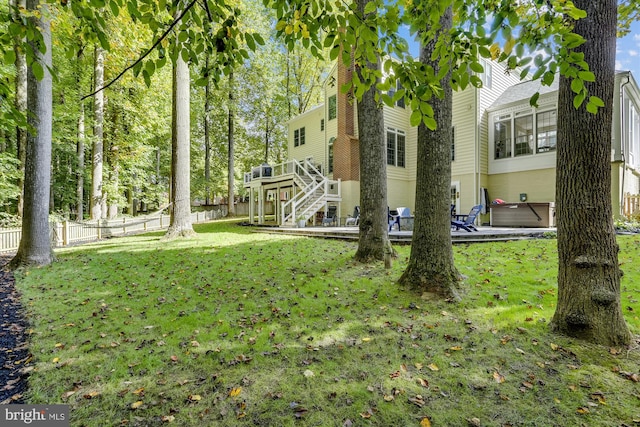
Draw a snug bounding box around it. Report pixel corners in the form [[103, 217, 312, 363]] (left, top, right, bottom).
[[288, 106, 326, 169]]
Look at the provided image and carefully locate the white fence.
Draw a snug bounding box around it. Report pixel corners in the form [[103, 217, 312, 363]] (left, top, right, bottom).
[[0, 208, 227, 254]]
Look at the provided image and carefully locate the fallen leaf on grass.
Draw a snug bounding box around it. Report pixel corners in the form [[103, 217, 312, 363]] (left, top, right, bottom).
[[417, 378, 429, 388], [61, 391, 76, 400], [131, 401, 144, 409], [303, 369, 315, 378], [383, 395, 394, 402], [620, 371, 640, 382], [576, 407, 590, 414], [420, 417, 432, 427], [408, 395, 425, 407], [83, 391, 100, 399], [427, 363, 439, 371], [132, 387, 145, 396], [550, 343, 559, 351], [493, 371, 505, 383], [187, 394, 202, 402], [161, 415, 175, 423]]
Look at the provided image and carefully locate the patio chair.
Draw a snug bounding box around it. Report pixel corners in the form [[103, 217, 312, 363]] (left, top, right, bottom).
[[451, 204, 483, 232], [322, 206, 338, 226], [345, 206, 360, 226], [388, 208, 401, 231]]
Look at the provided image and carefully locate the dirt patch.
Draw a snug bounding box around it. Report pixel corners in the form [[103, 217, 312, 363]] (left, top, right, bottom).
[[0, 254, 30, 404]]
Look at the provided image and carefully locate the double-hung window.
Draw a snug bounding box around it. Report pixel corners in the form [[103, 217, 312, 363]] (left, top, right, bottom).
[[493, 109, 557, 159], [328, 95, 337, 120], [294, 127, 305, 147], [386, 128, 406, 167]]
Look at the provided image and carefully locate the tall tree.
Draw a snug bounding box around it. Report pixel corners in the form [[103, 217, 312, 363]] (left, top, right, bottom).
[[398, 3, 461, 298], [227, 71, 236, 216], [165, 47, 195, 238], [353, 0, 393, 263], [11, 0, 27, 218], [91, 46, 105, 220], [550, 0, 631, 346], [77, 102, 85, 220], [10, 0, 53, 267]]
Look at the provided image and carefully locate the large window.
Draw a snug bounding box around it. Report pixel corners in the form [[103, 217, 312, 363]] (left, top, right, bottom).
[[628, 103, 640, 168], [328, 95, 337, 120], [387, 128, 406, 167], [514, 114, 533, 156], [494, 115, 512, 159], [494, 109, 557, 159], [293, 127, 305, 147], [536, 110, 557, 153], [328, 137, 335, 173]]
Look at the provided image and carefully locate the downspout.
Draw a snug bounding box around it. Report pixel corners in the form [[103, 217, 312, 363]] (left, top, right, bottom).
[[474, 86, 480, 208], [620, 73, 630, 217]]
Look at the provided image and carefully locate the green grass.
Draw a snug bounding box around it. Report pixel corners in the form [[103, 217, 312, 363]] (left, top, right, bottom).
[[14, 220, 640, 426]]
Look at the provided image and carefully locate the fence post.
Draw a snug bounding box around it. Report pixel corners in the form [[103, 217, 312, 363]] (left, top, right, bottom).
[[63, 220, 69, 246]]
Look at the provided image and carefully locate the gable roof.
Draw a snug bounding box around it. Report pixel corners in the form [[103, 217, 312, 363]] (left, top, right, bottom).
[[489, 78, 559, 110]]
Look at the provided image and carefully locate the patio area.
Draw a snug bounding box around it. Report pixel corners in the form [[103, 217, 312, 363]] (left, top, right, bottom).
[[251, 224, 556, 244]]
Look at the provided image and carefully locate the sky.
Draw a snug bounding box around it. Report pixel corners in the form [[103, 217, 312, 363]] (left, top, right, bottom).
[[617, 20, 640, 79]]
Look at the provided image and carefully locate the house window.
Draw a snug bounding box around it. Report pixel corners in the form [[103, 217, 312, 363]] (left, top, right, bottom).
[[514, 114, 534, 156], [479, 59, 492, 90], [320, 119, 325, 131], [388, 79, 405, 108], [536, 110, 557, 153], [494, 115, 512, 159], [328, 95, 337, 120], [451, 126, 455, 161], [386, 128, 406, 167], [629, 104, 640, 168], [294, 127, 305, 147], [328, 137, 335, 173]]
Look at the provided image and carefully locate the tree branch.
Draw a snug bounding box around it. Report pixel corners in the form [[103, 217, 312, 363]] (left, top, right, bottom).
[[81, 0, 198, 101]]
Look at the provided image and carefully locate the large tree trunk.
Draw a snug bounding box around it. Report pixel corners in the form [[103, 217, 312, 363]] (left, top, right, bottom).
[[12, 0, 27, 218], [77, 103, 85, 220], [165, 53, 195, 238], [91, 47, 104, 220], [204, 56, 212, 206], [398, 6, 461, 299], [550, 0, 631, 346], [227, 72, 235, 216], [10, 0, 53, 268], [353, 0, 392, 264]]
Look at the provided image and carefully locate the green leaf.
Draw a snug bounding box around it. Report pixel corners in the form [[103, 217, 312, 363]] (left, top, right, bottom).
[[109, 0, 120, 16], [410, 110, 422, 127], [469, 62, 483, 73], [142, 70, 151, 87], [570, 78, 583, 94], [578, 71, 595, 82], [364, 1, 377, 14], [31, 62, 44, 81], [424, 116, 437, 131], [245, 33, 255, 51], [573, 91, 586, 109], [253, 33, 265, 45], [586, 102, 598, 114], [589, 96, 605, 107], [4, 50, 16, 65], [529, 92, 540, 108]]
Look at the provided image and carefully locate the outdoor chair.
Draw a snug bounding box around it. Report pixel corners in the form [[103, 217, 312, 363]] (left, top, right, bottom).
[[345, 206, 360, 226], [388, 208, 401, 231], [451, 204, 483, 232], [322, 206, 338, 226]]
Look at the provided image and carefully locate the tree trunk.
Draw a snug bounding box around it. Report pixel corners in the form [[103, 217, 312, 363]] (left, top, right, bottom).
[[91, 46, 104, 220], [204, 56, 212, 206], [353, 0, 392, 264], [12, 0, 27, 219], [398, 6, 461, 299], [165, 52, 195, 238], [550, 0, 631, 346], [227, 72, 235, 216], [10, 0, 53, 268], [77, 102, 85, 220]]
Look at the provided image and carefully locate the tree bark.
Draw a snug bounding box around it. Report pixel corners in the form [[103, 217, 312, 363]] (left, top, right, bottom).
[[204, 55, 212, 206], [165, 52, 195, 238], [550, 0, 631, 346], [91, 47, 104, 220], [77, 102, 85, 220], [12, 0, 27, 219], [10, 0, 53, 268], [398, 6, 461, 299], [353, 0, 392, 263], [227, 72, 236, 216]]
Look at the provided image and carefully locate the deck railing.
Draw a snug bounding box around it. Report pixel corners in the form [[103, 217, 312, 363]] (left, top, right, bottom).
[[623, 193, 640, 218], [0, 207, 227, 254]]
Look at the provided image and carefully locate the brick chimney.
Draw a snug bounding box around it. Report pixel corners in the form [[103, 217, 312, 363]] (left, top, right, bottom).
[[333, 58, 360, 182]]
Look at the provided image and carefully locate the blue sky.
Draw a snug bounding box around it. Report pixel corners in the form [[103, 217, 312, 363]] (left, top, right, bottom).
[[617, 20, 640, 79]]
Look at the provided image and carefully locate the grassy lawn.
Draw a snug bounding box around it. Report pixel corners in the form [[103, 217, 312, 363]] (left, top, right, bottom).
[[14, 220, 640, 426]]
